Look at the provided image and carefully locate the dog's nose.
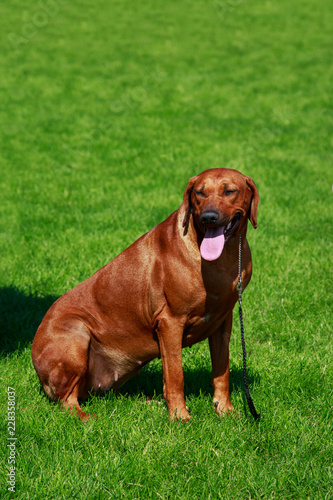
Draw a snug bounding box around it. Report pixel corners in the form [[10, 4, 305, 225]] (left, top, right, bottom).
[[200, 211, 219, 225]]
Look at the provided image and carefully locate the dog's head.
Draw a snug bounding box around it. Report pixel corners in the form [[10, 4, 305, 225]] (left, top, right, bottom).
[[182, 168, 259, 261]]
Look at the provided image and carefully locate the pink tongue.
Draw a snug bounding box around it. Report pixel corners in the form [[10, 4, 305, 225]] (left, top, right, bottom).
[[200, 226, 225, 261]]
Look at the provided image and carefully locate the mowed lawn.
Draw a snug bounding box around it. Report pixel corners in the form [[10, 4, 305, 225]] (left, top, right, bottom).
[[0, 0, 332, 498]]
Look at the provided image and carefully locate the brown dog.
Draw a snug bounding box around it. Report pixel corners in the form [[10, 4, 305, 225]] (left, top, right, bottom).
[[32, 168, 259, 421]]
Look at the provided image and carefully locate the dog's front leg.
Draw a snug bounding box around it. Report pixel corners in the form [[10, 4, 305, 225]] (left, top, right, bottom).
[[156, 315, 190, 421], [209, 312, 234, 415]]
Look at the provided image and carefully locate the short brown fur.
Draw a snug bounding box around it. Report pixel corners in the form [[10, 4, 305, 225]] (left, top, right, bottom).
[[32, 168, 259, 421]]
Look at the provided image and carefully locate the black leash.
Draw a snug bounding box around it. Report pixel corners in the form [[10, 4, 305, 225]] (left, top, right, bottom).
[[237, 235, 260, 421]]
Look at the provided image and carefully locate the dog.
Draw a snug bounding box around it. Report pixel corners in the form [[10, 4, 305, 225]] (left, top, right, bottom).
[[31, 168, 259, 421]]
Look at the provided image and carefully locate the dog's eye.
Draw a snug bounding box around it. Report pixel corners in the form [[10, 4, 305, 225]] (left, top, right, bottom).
[[195, 190, 205, 197], [225, 190, 237, 196]]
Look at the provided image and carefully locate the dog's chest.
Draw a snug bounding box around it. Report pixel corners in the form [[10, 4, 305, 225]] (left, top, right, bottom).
[[182, 288, 237, 346], [182, 312, 228, 347], [181, 256, 251, 346]]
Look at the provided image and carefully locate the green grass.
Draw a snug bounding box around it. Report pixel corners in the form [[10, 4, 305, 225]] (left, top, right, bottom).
[[0, 0, 332, 498]]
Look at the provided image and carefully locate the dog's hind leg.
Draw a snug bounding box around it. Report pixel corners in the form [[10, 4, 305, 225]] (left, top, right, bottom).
[[32, 320, 93, 421], [59, 375, 91, 421]]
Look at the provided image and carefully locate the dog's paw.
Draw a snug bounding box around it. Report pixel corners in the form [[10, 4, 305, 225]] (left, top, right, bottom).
[[169, 407, 191, 422], [68, 406, 98, 422], [213, 400, 235, 416]]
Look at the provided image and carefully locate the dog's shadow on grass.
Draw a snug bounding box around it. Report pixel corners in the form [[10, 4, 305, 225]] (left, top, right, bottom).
[[117, 360, 260, 401], [0, 286, 58, 357]]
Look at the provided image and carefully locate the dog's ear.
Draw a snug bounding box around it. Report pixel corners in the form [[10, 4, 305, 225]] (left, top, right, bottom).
[[182, 175, 198, 233], [246, 176, 259, 229]]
